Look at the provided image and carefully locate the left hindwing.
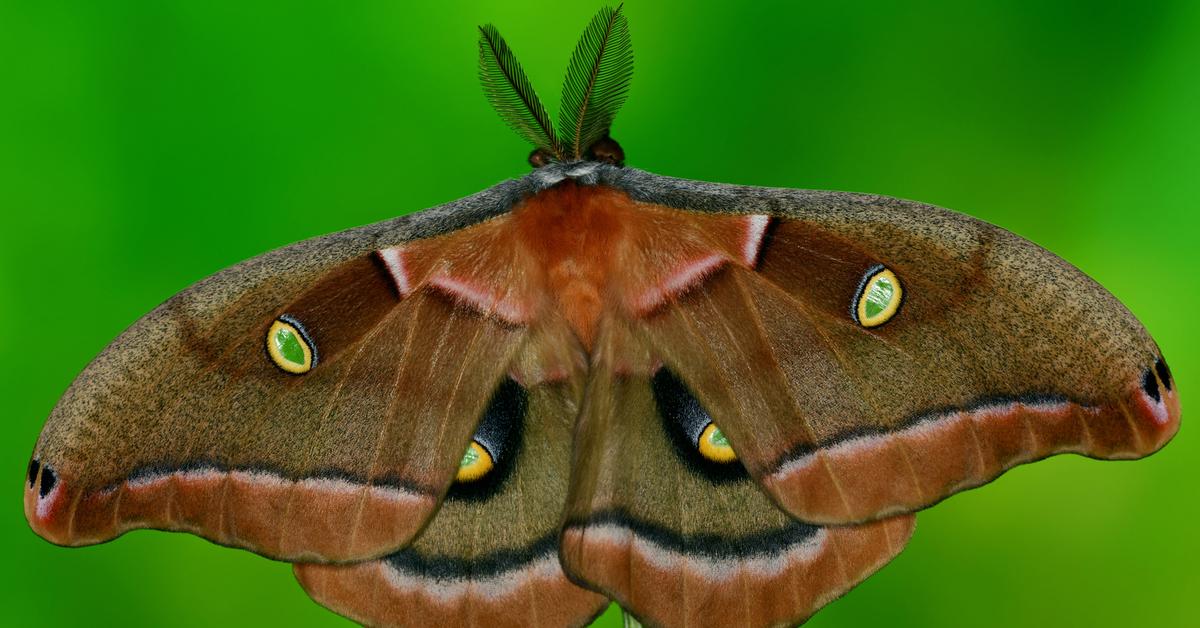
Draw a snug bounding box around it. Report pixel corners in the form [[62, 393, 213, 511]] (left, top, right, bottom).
[[295, 357, 608, 628], [606, 168, 1179, 525]]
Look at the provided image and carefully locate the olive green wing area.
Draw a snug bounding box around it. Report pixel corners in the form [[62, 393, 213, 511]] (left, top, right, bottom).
[[295, 370, 608, 628], [631, 191, 1179, 526], [559, 322, 914, 628], [25, 207, 530, 563]]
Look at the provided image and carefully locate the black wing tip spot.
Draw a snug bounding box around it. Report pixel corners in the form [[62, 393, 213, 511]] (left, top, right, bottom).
[[1142, 366, 1162, 403], [1155, 357, 1173, 392], [38, 464, 57, 498], [27, 459, 39, 489]]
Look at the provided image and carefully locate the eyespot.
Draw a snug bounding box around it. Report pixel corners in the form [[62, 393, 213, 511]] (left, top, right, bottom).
[[447, 378, 526, 497], [853, 265, 903, 327], [455, 441, 495, 483], [651, 367, 747, 481], [697, 422, 738, 463], [266, 316, 317, 374]]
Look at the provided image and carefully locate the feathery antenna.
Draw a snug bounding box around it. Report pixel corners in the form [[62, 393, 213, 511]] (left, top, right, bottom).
[[477, 6, 633, 165], [558, 4, 633, 160], [478, 23, 562, 159]]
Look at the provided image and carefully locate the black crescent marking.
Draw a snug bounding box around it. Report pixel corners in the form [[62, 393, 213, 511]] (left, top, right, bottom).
[[383, 532, 557, 580], [564, 508, 820, 560], [1155, 356, 1173, 392], [446, 377, 526, 501], [651, 367, 747, 483]]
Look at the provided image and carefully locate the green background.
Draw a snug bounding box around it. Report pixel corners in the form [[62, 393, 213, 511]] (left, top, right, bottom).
[[2, 1, 1196, 626]]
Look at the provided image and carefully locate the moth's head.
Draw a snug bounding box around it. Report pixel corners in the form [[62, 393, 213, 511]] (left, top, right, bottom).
[[529, 135, 624, 169], [480, 5, 632, 169]]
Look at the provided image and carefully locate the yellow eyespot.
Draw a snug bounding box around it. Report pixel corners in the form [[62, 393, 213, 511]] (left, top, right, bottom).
[[854, 266, 903, 328], [266, 317, 315, 374], [455, 441, 494, 483], [698, 423, 738, 463]]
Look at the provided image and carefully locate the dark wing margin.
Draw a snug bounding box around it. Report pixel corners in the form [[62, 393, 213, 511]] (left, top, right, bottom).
[[24, 178, 539, 562]]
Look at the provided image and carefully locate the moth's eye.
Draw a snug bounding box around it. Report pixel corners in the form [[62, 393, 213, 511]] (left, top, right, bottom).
[[266, 316, 317, 374], [455, 441, 495, 483], [853, 265, 903, 327], [697, 422, 738, 463]]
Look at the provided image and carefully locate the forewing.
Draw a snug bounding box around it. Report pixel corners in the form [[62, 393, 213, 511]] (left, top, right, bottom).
[[24, 181, 543, 562], [606, 168, 1180, 525]]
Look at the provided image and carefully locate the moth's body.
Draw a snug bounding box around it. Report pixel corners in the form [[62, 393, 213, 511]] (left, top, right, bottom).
[[383, 176, 766, 358], [24, 6, 1181, 628]]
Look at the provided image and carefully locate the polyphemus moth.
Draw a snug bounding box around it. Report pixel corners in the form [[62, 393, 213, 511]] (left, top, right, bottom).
[[24, 5, 1180, 628]]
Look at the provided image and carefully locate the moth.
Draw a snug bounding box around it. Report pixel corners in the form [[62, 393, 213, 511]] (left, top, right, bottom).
[[24, 5, 1180, 628]]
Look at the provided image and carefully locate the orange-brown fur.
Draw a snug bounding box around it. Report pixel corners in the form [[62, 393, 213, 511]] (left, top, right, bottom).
[[394, 182, 761, 350]]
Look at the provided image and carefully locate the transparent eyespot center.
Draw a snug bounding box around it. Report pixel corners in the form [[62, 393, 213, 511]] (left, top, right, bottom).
[[855, 267, 903, 327], [455, 441, 495, 483], [266, 318, 315, 374], [698, 423, 738, 463]]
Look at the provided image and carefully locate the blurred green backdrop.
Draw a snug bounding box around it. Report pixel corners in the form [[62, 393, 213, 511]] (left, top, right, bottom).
[[2, 1, 1196, 626]]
